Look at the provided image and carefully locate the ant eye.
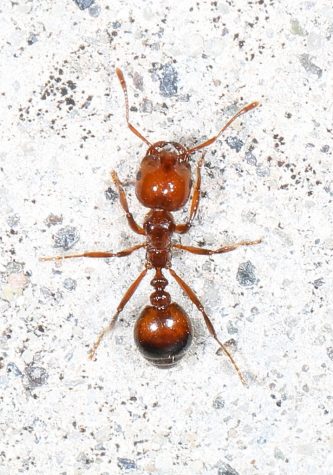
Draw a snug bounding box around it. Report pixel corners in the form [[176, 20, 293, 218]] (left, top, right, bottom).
[[136, 171, 142, 181]]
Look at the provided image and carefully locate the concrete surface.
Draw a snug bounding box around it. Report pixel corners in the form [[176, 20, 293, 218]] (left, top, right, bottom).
[[0, 0, 332, 474]]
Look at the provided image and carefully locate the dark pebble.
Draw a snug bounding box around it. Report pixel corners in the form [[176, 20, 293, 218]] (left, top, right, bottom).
[[226, 136, 244, 152], [53, 226, 80, 251], [117, 458, 137, 470], [218, 462, 239, 475], [25, 365, 49, 387], [159, 64, 178, 97], [73, 0, 94, 10], [236, 260, 257, 287]]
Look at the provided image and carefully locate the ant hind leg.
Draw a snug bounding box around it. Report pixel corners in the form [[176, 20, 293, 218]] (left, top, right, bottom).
[[88, 267, 148, 360], [168, 267, 246, 385]]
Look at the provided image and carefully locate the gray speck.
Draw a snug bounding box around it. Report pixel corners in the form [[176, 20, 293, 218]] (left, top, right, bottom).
[[213, 395, 225, 409], [299, 54, 322, 78], [53, 226, 80, 250], [274, 447, 286, 461], [117, 458, 137, 471], [73, 0, 94, 10], [313, 278, 324, 289], [226, 136, 244, 152], [40, 286, 63, 304], [46, 214, 63, 227], [6, 261, 24, 274], [27, 33, 38, 45], [236, 261, 257, 287], [223, 338, 237, 352], [314, 334, 325, 345], [257, 436, 267, 445], [25, 365, 49, 387], [150, 42, 160, 51], [256, 165, 270, 177], [245, 151, 257, 166], [227, 321, 238, 334], [65, 352, 74, 362], [105, 187, 117, 202], [218, 462, 239, 475], [158, 64, 178, 97], [324, 184, 333, 196], [140, 98, 153, 114], [89, 3, 100, 16], [178, 93, 190, 102], [7, 214, 20, 228], [7, 362, 23, 377], [63, 278, 77, 291], [34, 324, 45, 337], [320, 144, 330, 153], [242, 209, 256, 223], [133, 72, 144, 91], [115, 336, 125, 345], [326, 347, 333, 361]]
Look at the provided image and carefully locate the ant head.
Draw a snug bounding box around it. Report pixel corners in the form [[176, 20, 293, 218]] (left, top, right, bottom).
[[135, 141, 192, 211]]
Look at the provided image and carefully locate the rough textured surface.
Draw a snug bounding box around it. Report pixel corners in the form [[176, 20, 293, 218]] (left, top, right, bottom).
[[1, 1, 332, 474]]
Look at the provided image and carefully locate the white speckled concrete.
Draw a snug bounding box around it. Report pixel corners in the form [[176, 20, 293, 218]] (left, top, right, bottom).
[[1, 1, 332, 474]]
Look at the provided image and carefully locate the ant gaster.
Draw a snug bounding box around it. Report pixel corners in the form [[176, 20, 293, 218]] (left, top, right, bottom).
[[41, 68, 261, 384]]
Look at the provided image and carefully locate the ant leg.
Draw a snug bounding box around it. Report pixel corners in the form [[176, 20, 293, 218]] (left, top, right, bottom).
[[115, 68, 151, 147], [168, 267, 246, 385], [175, 154, 205, 234], [111, 170, 145, 235], [173, 239, 262, 255], [40, 243, 145, 262], [187, 101, 260, 154], [88, 267, 148, 360]]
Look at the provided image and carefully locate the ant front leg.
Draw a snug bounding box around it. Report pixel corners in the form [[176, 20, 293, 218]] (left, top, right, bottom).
[[111, 170, 145, 236], [175, 154, 205, 234], [168, 267, 246, 385], [173, 239, 262, 255], [40, 243, 145, 262]]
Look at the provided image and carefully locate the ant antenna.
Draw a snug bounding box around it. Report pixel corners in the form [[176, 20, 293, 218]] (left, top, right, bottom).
[[187, 100, 260, 154], [115, 68, 152, 147]]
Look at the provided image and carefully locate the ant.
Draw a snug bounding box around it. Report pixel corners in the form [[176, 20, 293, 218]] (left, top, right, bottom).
[[41, 68, 261, 384]]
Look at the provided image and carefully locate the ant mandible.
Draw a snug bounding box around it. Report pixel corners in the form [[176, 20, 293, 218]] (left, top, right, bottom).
[[41, 68, 261, 384]]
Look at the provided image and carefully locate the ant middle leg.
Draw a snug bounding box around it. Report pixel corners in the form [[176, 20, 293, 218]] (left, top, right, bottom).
[[168, 267, 246, 385], [175, 153, 205, 234], [173, 239, 262, 255], [88, 267, 148, 360], [111, 170, 145, 235], [40, 243, 145, 262]]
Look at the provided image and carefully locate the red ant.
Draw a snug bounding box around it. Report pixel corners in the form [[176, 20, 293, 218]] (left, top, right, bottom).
[[41, 68, 261, 384]]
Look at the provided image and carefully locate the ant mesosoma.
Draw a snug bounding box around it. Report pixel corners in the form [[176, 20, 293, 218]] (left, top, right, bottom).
[[41, 68, 261, 384]]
